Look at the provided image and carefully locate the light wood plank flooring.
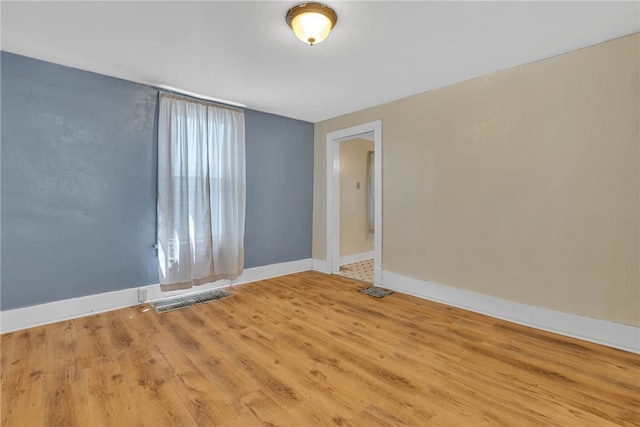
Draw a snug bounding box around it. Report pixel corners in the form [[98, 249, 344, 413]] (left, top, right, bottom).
[[2, 271, 639, 426]]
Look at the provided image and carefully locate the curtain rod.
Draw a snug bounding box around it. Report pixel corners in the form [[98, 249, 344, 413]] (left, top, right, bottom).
[[159, 91, 244, 113]]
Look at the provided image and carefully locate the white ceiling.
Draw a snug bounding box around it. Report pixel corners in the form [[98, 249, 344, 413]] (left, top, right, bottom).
[[2, 1, 638, 123]]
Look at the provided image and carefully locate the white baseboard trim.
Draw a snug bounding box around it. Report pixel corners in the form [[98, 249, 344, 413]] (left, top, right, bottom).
[[0, 258, 313, 334], [339, 251, 374, 266], [311, 258, 330, 273], [8, 262, 633, 354], [232, 258, 312, 287], [382, 270, 640, 354]]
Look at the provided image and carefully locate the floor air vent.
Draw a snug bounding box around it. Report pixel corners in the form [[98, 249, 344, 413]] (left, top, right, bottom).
[[151, 289, 232, 313], [360, 287, 393, 298]]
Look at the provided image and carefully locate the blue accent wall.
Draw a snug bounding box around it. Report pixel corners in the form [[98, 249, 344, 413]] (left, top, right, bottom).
[[244, 110, 313, 268], [1, 52, 313, 310]]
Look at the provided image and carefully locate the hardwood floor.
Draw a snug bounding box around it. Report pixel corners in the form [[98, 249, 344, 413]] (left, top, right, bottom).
[[2, 271, 639, 426]]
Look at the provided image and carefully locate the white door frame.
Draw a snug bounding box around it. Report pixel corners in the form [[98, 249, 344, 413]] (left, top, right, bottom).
[[326, 120, 382, 285]]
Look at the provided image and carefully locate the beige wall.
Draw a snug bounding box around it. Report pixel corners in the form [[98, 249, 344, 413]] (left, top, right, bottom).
[[340, 138, 374, 257], [313, 34, 639, 326]]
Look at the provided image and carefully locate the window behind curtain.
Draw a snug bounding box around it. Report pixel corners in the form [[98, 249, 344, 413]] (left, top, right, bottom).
[[157, 93, 245, 291]]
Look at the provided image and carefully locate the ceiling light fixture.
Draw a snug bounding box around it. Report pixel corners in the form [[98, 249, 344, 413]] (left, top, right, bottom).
[[286, 2, 337, 46]]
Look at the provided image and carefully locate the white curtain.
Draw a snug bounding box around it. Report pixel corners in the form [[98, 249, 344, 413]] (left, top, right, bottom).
[[366, 150, 374, 240], [157, 93, 245, 291]]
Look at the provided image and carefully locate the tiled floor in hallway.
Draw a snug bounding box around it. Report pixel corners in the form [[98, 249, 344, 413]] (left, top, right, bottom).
[[336, 258, 373, 283]]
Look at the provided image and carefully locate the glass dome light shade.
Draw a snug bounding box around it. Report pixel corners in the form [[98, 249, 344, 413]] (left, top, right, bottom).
[[286, 3, 337, 46]]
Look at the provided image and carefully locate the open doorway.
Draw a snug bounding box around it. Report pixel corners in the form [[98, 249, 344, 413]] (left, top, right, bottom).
[[335, 134, 374, 283], [326, 121, 382, 285]]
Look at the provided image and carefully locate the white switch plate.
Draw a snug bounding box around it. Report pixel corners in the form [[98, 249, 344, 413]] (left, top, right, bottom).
[[138, 288, 148, 303]]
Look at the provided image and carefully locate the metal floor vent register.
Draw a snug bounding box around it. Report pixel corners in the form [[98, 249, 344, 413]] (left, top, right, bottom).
[[151, 289, 231, 313], [360, 286, 393, 298]]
